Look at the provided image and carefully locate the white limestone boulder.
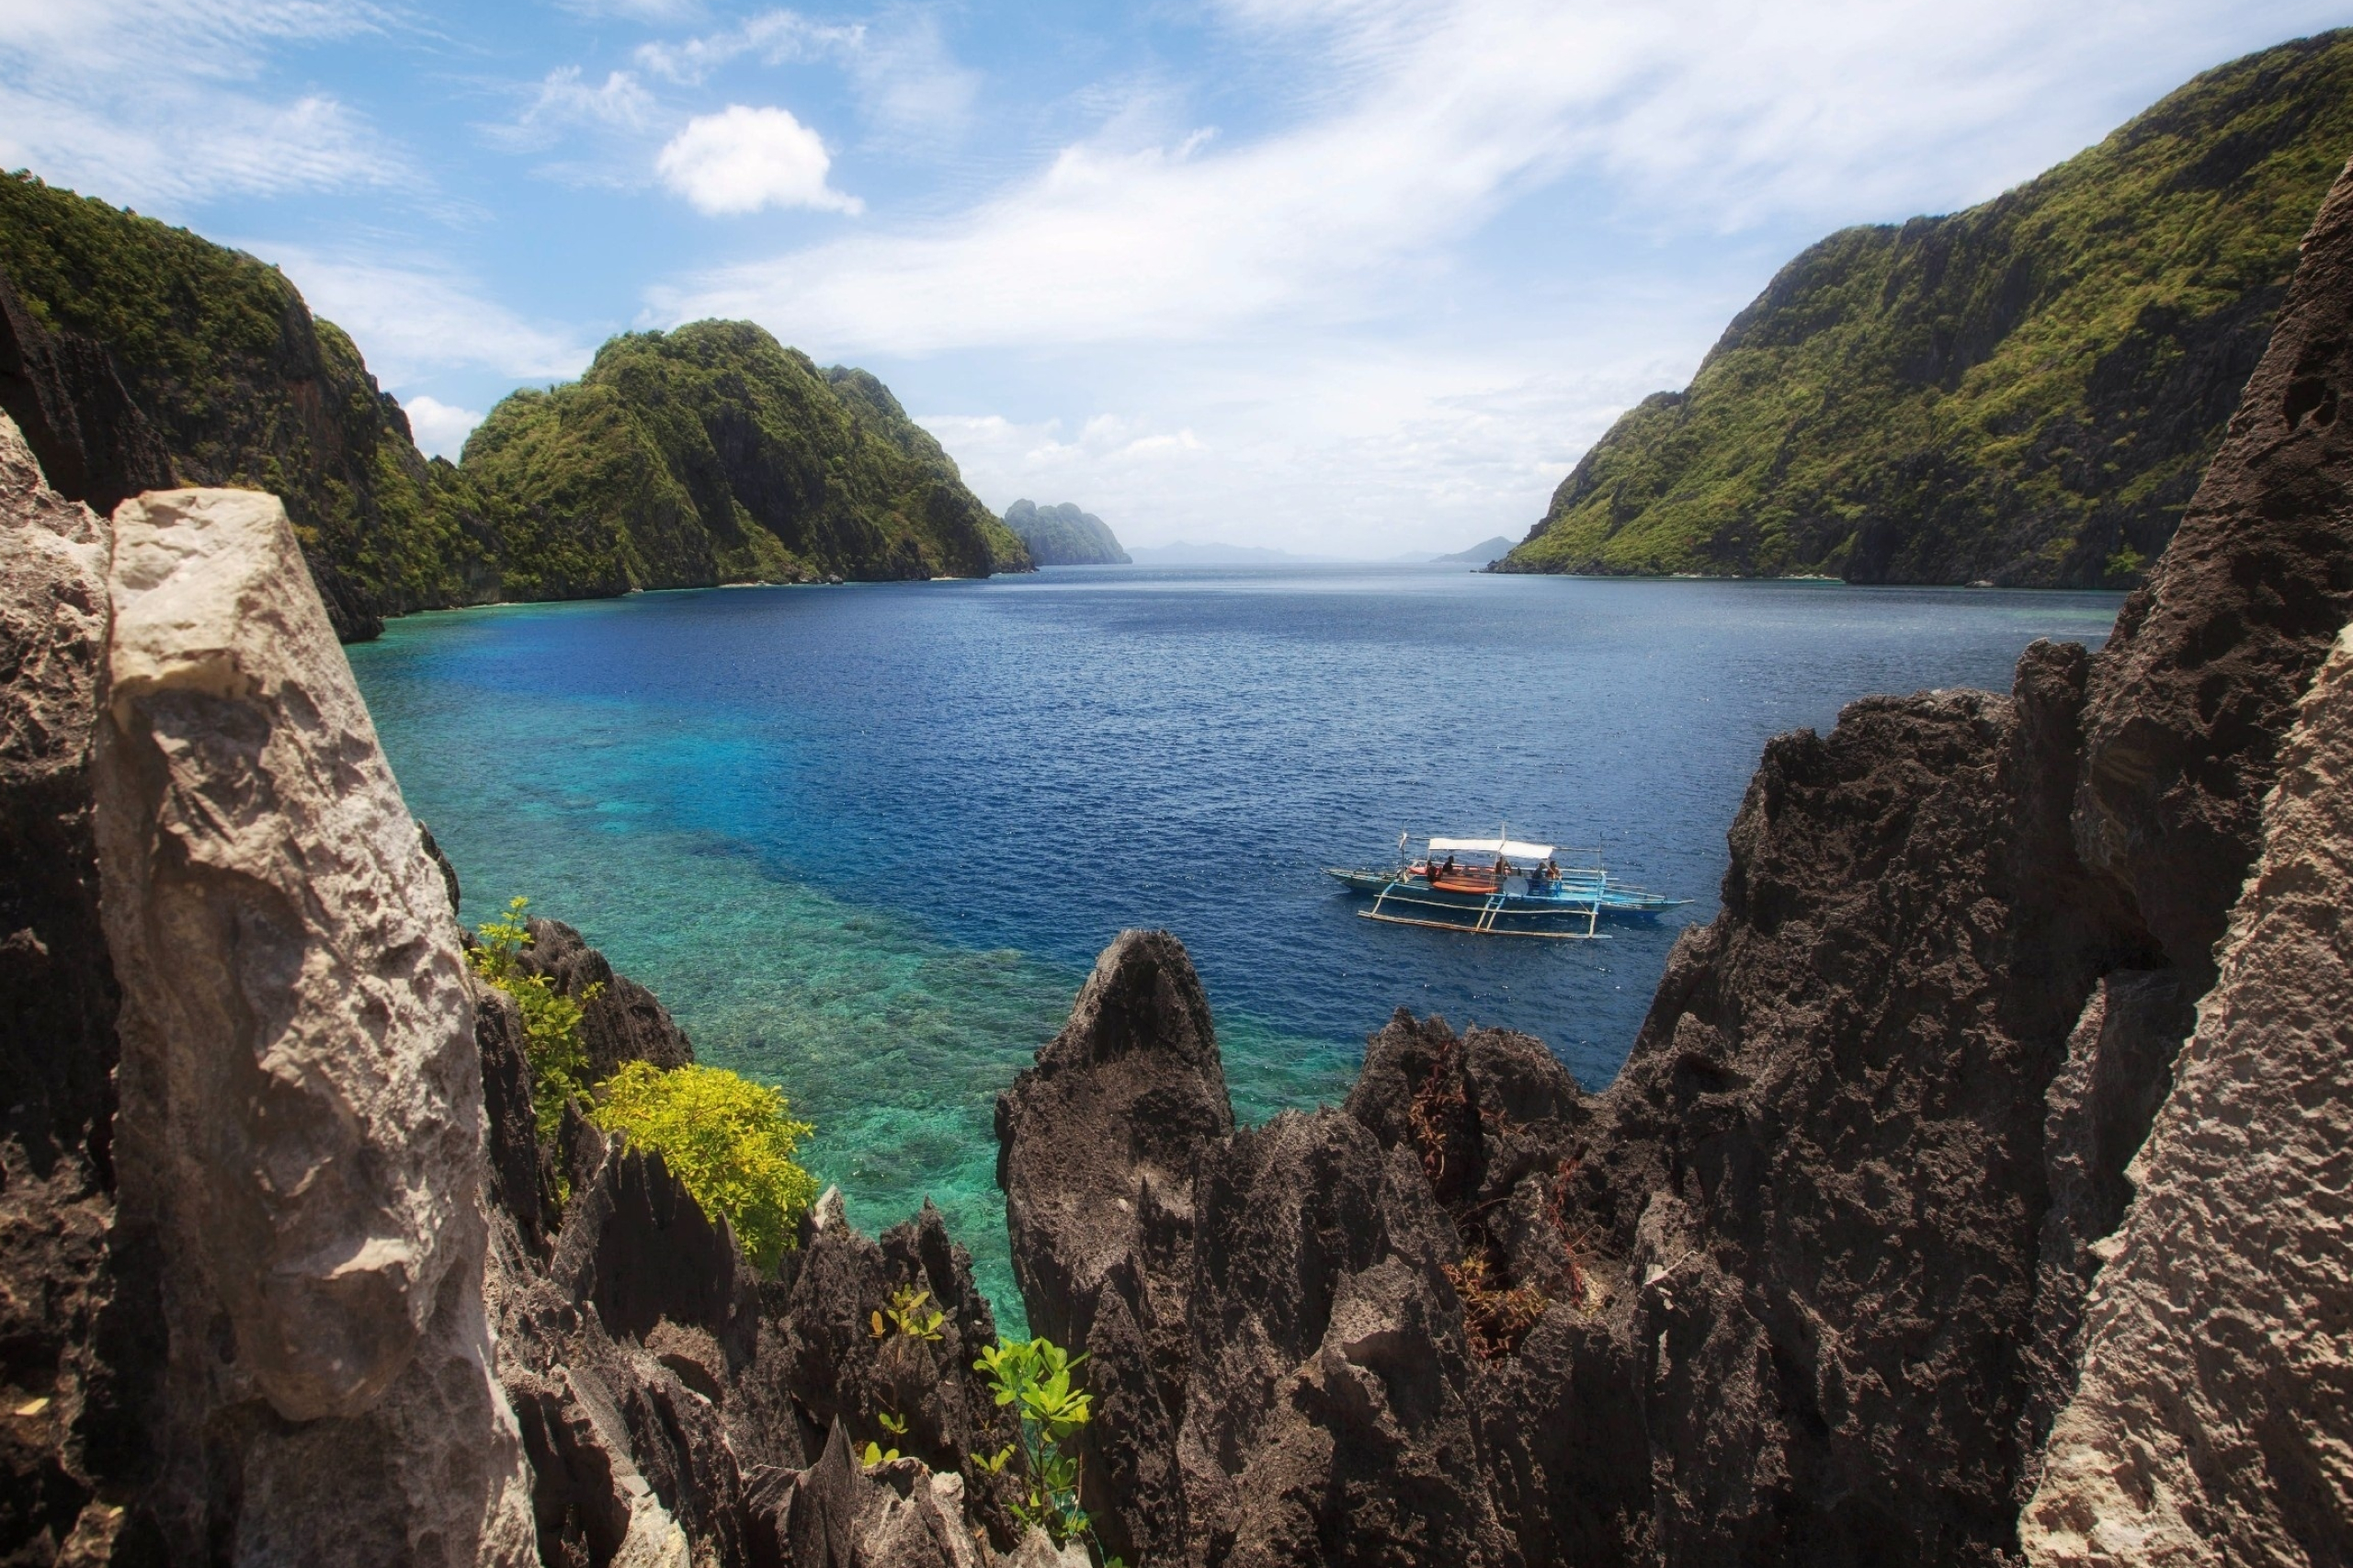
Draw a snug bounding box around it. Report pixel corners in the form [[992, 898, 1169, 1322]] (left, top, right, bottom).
[[92, 486, 537, 1564]]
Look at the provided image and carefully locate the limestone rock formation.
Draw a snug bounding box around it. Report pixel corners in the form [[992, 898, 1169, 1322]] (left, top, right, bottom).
[[90, 484, 537, 1562], [999, 937, 1518, 1567], [2073, 153, 2353, 990], [1000, 502, 1130, 566], [479, 916, 1024, 1568], [0, 411, 151, 1563], [517, 917, 697, 1079], [1588, 643, 2154, 1565], [995, 930, 1232, 1563], [2021, 624, 2353, 1563]]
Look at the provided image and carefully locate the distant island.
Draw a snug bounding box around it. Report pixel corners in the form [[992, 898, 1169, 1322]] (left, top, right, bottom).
[[1003, 499, 1131, 564], [1431, 535, 1515, 566]]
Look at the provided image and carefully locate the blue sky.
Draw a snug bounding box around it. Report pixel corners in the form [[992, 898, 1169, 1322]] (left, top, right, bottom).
[[3, 0, 2345, 555]]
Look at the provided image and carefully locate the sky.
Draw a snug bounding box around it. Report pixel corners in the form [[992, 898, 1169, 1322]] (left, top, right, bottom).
[[2, 1, 2345, 557]]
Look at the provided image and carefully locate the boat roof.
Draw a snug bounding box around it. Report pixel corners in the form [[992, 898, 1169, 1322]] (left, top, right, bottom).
[[1427, 835, 1555, 859]]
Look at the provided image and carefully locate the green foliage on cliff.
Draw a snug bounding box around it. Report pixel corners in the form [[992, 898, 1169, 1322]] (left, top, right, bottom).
[[460, 323, 1031, 588], [589, 1061, 819, 1270], [0, 177, 1026, 631], [972, 1335, 1108, 1556], [0, 170, 492, 631], [1003, 499, 1131, 564], [1499, 31, 2353, 586], [469, 897, 596, 1139]]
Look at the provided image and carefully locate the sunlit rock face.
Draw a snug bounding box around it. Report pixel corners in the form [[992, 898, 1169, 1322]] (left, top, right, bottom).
[[91, 484, 538, 1564], [2023, 624, 2353, 1565]]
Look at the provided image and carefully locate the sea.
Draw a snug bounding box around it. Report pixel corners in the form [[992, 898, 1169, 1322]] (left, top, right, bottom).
[[348, 565, 2122, 1324]]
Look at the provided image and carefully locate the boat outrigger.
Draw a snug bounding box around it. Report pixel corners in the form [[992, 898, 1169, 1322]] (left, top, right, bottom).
[[1326, 832, 1688, 938]]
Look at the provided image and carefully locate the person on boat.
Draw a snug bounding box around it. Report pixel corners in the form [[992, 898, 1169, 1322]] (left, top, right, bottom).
[[1441, 854, 1457, 879]]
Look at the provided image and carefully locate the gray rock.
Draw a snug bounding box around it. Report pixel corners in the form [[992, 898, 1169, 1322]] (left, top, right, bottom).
[[2022, 620, 2353, 1563], [2073, 154, 2353, 991], [517, 916, 697, 1078], [997, 929, 1232, 1562], [1000, 500, 1130, 566], [1000, 936, 1513, 1568], [0, 411, 156, 1562], [90, 485, 537, 1563]]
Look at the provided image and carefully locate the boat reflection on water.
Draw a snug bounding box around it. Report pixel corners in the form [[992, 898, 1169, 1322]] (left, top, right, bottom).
[[1325, 831, 1688, 939]]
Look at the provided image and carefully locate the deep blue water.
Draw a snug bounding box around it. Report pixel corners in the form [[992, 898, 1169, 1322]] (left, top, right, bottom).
[[348, 565, 2120, 1323]]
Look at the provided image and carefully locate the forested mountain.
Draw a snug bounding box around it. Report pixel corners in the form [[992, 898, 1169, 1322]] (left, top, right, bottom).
[[460, 326, 1029, 597], [1497, 30, 2353, 585], [0, 175, 1025, 639]]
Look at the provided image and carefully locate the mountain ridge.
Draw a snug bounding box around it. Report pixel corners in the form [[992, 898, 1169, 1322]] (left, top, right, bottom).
[[1497, 29, 2353, 586], [0, 173, 1026, 638]]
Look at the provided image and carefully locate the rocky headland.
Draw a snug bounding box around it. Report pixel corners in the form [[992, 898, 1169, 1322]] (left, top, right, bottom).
[[0, 174, 1028, 644], [1002, 504, 1130, 567], [1495, 30, 2353, 588], [3, 108, 2352, 1568]]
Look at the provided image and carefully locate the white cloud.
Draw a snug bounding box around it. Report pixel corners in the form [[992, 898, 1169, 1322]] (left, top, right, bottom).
[[635, 10, 861, 84], [254, 244, 597, 385], [656, 105, 862, 215], [403, 394, 485, 460], [653, 0, 2340, 356], [487, 67, 658, 153], [915, 324, 1702, 557], [556, 0, 706, 21], [0, 0, 411, 210], [636, 8, 978, 144]]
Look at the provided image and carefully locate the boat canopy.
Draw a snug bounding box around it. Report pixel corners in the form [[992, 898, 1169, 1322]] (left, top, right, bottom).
[[1427, 835, 1555, 859]]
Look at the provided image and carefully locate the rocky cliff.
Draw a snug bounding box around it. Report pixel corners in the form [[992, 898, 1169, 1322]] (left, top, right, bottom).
[[0, 173, 494, 641], [1496, 30, 2353, 587], [994, 150, 2353, 1566], [1001, 503, 1130, 567], [0, 420, 1063, 1566]]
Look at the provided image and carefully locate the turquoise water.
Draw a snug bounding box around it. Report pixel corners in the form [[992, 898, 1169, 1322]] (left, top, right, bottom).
[[348, 566, 2121, 1323]]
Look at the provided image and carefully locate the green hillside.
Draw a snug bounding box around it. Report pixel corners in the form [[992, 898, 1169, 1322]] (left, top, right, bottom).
[[0, 171, 493, 638], [460, 324, 1030, 593], [0, 176, 1025, 637], [1498, 31, 2353, 585]]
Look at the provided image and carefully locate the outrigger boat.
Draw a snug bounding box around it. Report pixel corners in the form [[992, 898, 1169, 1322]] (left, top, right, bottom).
[[1326, 832, 1688, 938]]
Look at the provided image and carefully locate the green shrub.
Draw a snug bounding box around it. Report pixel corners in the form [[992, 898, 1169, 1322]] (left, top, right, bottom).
[[468, 896, 595, 1139], [972, 1336, 1119, 1562], [589, 1062, 817, 1270]]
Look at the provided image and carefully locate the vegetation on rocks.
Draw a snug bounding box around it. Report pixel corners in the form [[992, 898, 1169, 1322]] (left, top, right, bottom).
[[972, 1335, 1114, 1561], [469, 896, 597, 1138], [1498, 30, 2353, 586], [460, 322, 1031, 590], [0, 170, 494, 636], [0, 175, 1027, 636], [589, 1060, 818, 1270]]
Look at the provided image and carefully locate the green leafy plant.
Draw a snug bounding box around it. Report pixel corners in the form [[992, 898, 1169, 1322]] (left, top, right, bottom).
[[871, 1285, 947, 1344], [468, 897, 597, 1139], [972, 1335, 1101, 1553], [588, 1062, 817, 1271], [861, 1410, 909, 1468]]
